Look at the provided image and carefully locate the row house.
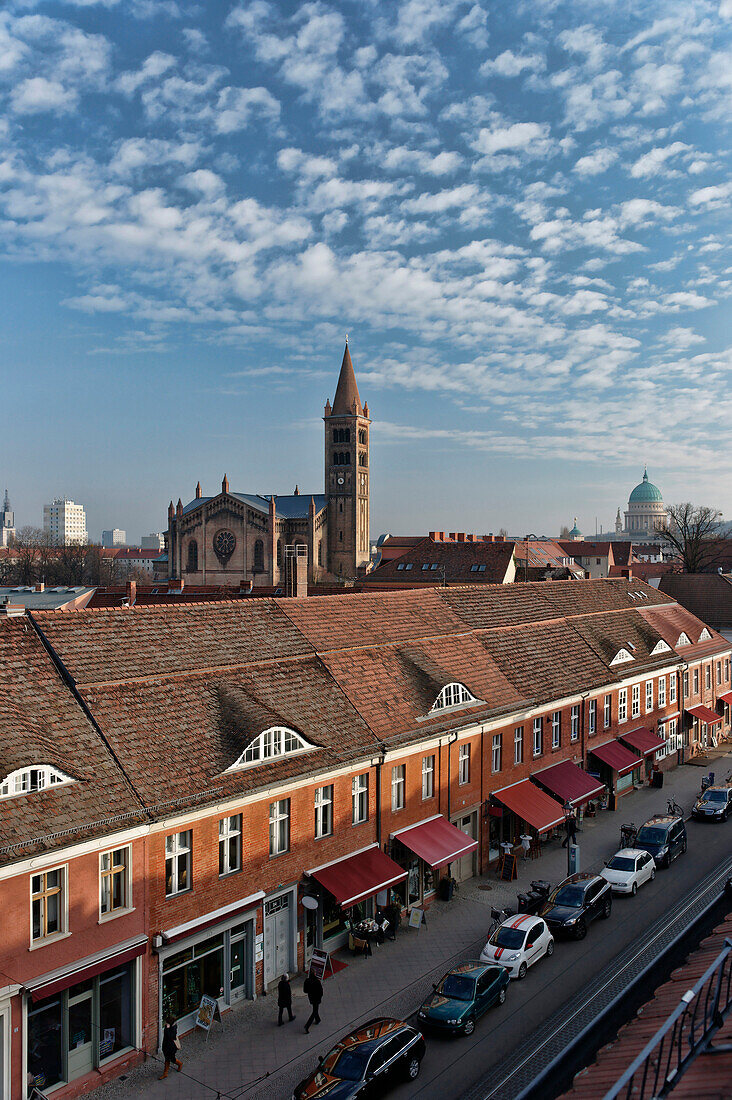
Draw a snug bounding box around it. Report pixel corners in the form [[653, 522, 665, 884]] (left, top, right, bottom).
[[1, 579, 730, 1098]]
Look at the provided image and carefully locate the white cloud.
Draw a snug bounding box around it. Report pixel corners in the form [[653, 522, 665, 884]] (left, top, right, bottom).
[[573, 147, 618, 176], [480, 50, 545, 77], [629, 142, 689, 177], [380, 146, 463, 176], [11, 76, 77, 113], [688, 182, 732, 207], [474, 121, 555, 159], [213, 86, 280, 132], [116, 51, 176, 96], [617, 198, 681, 227]]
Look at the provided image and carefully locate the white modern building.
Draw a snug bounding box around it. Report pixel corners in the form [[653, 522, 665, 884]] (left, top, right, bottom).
[[43, 498, 88, 545], [0, 489, 14, 548], [101, 529, 126, 547], [141, 532, 165, 550]]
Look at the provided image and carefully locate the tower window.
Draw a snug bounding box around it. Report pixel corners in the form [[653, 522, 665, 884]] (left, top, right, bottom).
[[339, 531, 343, 542], [359, 430, 366, 445], [344, 451, 350, 465], [277, 539, 282, 566], [253, 539, 264, 572], [344, 428, 350, 443], [359, 452, 368, 467], [186, 539, 198, 572]]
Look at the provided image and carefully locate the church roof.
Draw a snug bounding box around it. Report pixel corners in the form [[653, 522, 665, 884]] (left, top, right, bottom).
[[181, 493, 326, 519], [629, 468, 663, 504], [331, 342, 363, 416]]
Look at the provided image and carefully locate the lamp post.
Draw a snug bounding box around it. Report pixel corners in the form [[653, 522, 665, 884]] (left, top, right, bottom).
[[563, 800, 575, 876]]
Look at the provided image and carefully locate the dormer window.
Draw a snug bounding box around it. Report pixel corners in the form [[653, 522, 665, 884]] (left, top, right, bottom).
[[226, 726, 313, 772], [0, 765, 73, 799], [699, 628, 712, 642], [610, 648, 634, 666], [677, 632, 691, 647], [431, 683, 478, 712], [651, 639, 671, 655]]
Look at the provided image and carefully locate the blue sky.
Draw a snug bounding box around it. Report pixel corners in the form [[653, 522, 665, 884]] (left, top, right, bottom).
[[1, 0, 730, 542]]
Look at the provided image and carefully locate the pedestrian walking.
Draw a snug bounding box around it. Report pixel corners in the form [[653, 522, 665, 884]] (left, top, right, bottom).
[[277, 973, 296, 1026], [303, 972, 323, 1034], [562, 810, 577, 849], [158, 1017, 182, 1079]]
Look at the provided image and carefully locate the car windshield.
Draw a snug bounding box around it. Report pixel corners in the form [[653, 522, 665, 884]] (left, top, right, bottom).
[[637, 826, 667, 844], [490, 927, 526, 949], [551, 885, 585, 907], [702, 790, 727, 802], [322, 1048, 370, 1082], [607, 856, 636, 872], [437, 974, 476, 1001]]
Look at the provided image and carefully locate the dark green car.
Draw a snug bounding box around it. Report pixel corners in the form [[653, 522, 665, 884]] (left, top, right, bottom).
[[417, 962, 509, 1036]]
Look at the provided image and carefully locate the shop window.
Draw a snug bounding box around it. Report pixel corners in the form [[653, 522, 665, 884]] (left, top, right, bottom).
[[352, 773, 369, 824], [314, 785, 334, 839], [1, 764, 73, 799], [99, 966, 134, 1060], [459, 744, 471, 785], [165, 831, 192, 897], [421, 755, 435, 799], [269, 799, 290, 855], [219, 815, 242, 876], [391, 765, 405, 812], [31, 867, 65, 942], [100, 847, 130, 916], [162, 936, 224, 1022], [28, 996, 64, 1090]]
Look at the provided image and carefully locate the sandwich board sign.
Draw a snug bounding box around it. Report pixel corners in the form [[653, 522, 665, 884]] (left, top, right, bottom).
[[195, 994, 222, 1038]]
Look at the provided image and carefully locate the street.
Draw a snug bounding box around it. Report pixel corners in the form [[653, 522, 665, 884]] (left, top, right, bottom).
[[392, 806, 732, 1100]]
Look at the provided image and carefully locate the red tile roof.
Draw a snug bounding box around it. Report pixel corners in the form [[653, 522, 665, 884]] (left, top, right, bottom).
[[364, 536, 515, 585]]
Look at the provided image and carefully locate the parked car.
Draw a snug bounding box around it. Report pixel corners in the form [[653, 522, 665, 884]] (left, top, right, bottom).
[[418, 961, 509, 1035], [634, 813, 687, 867], [479, 914, 554, 978], [600, 848, 656, 895], [540, 872, 612, 939], [293, 1017, 425, 1099], [692, 785, 732, 822]]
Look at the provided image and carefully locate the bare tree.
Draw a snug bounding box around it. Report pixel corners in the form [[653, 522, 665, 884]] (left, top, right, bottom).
[[658, 503, 730, 573], [498, 527, 509, 538], [559, 525, 571, 539], [7, 527, 55, 585]]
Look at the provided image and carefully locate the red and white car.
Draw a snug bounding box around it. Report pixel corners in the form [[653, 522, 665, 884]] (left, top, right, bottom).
[[479, 914, 554, 979]]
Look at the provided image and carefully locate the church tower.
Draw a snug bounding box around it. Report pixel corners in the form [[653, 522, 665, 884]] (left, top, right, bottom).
[[324, 341, 370, 578]]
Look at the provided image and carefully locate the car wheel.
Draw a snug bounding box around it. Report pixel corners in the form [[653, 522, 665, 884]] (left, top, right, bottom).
[[631, 882, 637, 896], [602, 898, 612, 918], [405, 1056, 421, 1081], [650, 868, 656, 881], [517, 962, 527, 980], [575, 920, 587, 940], [463, 1017, 476, 1036], [546, 940, 554, 957], [497, 987, 507, 1005]]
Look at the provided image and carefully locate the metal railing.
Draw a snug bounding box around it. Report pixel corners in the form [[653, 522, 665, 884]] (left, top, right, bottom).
[[603, 937, 732, 1099]]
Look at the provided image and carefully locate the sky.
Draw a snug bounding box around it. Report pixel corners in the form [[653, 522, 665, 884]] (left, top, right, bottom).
[[0, 0, 730, 543]]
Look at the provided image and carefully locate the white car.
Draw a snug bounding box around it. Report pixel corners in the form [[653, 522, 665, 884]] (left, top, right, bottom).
[[479, 914, 553, 979], [600, 848, 656, 895]]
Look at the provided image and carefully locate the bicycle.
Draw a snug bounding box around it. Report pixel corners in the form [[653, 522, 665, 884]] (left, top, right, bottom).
[[666, 798, 683, 817], [486, 905, 514, 940]]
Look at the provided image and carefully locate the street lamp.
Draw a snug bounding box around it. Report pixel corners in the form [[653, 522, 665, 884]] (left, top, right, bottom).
[[563, 800, 575, 876]]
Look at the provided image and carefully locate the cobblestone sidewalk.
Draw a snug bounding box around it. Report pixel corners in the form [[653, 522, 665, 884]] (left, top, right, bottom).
[[96, 756, 728, 1100]]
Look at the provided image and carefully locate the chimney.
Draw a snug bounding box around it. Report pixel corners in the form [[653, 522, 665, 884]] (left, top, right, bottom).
[[35, 582, 45, 593], [285, 544, 308, 599], [126, 580, 137, 607], [429, 531, 437, 541], [448, 532, 457, 541], [168, 577, 185, 593], [0, 598, 25, 617], [457, 533, 466, 542], [495, 535, 504, 543], [466, 534, 475, 543]]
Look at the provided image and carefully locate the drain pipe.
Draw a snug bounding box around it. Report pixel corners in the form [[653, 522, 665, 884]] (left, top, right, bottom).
[[375, 745, 386, 849], [446, 731, 459, 879]]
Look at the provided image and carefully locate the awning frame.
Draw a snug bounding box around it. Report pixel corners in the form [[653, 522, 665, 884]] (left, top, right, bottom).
[[590, 739, 643, 777], [686, 704, 723, 726], [532, 759, 606, 808], [391, 814, 478, 866], [492, 778, 566, 832], [307, 843, 407, 909], [27, 935, 148, 1002]]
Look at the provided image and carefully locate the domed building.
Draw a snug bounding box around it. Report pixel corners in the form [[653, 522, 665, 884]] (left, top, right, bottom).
[[622, 468, 667, 537]]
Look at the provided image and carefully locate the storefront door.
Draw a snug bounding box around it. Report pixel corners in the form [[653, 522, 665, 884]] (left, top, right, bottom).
[[67, 987, 94, 1080], [304, 904, 317, 967], [264, 895, 291, 987], [229, 928, 250, 1002], [453, 812, 478, 882]]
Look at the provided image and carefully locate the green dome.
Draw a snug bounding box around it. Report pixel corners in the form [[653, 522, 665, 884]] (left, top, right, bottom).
[[629, 468, 663, 504], [569, 518, 582, 537]]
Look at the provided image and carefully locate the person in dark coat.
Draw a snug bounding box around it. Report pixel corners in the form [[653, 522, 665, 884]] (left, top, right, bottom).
[[277, 973, 296, 1025], [303, 973, 323, 1033], [159, 1017, 182, 1079], [562, 810, 577, 848]]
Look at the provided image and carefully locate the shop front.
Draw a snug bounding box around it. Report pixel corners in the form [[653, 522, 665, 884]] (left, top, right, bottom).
[[619, 726, 667, 780], [491, 779, 565, 854], [25, 937, 146, 1094], [305, 844, 407, 954], [390, 814, 478, 901], [686, 705, 723, 751], [158, 892, 262, 1037], [590, 740, 643, 807], [718, 692, 732, 737], [533, 759, 607, 821]]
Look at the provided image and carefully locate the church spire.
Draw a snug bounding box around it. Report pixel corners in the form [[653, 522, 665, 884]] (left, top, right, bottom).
[[331, 340, 363, 416]]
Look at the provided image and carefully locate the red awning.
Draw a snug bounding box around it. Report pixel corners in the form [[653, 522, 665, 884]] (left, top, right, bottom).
[[619, 726, 667, 757], [591, 739, 643, 776], [533, 760, 606, 807], [493, 779, 565, 832], [29, 939, 147, 1002], [307, 845, 406, 909], [718, 691, 732, 705], [392, 815, 478, 866], [687, 705, 722, 725]]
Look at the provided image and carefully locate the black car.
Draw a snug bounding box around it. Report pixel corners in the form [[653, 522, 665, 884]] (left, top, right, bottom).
[[692, 786, 732, 822], [634, 813, 687, 866], [292, 1017, 425, 1099], [540, 872, 612, 939]]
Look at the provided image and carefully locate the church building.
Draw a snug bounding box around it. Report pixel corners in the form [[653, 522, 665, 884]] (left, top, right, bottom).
[[616, 468, 668, 538], [166, 343, 371, 586]]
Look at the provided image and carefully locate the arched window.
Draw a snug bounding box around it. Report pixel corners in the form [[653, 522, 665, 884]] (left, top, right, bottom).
[[344, 428, 350, 443], [253, 539, 264, 572], [333, 453, 340, 466], [186, 539, 198, 573], [359, 429, 366, 445], [1, 764, 74, 799], [318, 540, 322, 565], [431, 683, 478, 712], [359, 452, 368, 467], [344, 451, 350, 465], [333, 429, 339, 443], [277, 539, 282, 566], [226, 726, 313, 771]]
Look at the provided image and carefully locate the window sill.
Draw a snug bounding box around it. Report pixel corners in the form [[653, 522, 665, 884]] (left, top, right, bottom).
[[218, 869, 242, 880], [314, 833, 334, 842], [99, 1044, 135, 1068], [29, 930, 72, 951], [165, 888, 193, 899], [352, 818, 368, 827], [98, 906, 136, 925]]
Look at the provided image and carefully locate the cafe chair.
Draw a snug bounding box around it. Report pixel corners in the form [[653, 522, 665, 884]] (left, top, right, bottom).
[[349, 933, 371, 957]]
